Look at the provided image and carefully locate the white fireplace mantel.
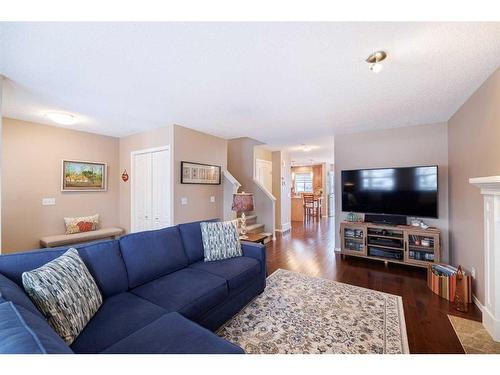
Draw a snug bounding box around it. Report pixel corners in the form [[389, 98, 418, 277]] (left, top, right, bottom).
[[470, 175, 500, 342], [470, 176, 500, 195]]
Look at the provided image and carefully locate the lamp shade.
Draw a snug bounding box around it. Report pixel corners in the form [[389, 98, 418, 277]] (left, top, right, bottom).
[[232, 192, 254, 212]]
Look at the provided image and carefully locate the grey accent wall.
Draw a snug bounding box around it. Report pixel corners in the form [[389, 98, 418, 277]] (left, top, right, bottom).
[[227, 137, 275, 235]]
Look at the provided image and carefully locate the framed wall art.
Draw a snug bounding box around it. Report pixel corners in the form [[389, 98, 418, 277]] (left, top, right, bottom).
[[181, 161, 221, 185], [62, 160, 107, 191]]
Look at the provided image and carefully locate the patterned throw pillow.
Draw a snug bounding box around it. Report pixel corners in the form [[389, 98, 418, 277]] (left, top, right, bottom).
[[64, 214, 99, 234], [22, 248, 103, 345], [200, 220, 242, 262]]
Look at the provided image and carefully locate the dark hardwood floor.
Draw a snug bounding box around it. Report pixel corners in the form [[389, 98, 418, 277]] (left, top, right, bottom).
[[266, 217, 482, 354]]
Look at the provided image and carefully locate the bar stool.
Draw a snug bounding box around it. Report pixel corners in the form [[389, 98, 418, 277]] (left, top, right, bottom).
[[302, 193, 316, 220]]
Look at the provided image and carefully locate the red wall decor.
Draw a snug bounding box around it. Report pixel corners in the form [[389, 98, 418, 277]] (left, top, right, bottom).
[[121, 169, 129, 182]]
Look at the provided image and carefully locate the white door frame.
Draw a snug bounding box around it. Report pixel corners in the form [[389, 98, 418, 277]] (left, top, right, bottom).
[[131, 145, 171, 233], [255, 158, 273, 193]]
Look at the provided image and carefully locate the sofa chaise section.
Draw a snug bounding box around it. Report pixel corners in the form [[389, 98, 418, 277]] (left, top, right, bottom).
[[101, 312, 244, 354], [70, 292, 167, 353]]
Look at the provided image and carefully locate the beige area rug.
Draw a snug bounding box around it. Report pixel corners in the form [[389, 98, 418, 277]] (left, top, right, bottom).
[[217, 269, 409, 354], [448, 315, 500, 354]]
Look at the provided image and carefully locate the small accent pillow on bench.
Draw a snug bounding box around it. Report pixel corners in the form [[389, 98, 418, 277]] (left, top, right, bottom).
[[22, 248, 103, 344], [200, 220, 242, 262], [64, 214, 99, 234]]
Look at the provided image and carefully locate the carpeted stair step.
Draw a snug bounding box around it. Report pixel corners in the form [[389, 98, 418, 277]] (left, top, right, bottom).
[[244, 223, 265, 234]]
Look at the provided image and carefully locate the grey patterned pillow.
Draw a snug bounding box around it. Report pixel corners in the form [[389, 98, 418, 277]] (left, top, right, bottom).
[[201, 220, 242, 262], [22, 248, 103, 344]]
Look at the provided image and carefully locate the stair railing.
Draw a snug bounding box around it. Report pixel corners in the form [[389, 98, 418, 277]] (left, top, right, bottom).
[[252, 177, 277, 240], [222, 170, 242, 221]]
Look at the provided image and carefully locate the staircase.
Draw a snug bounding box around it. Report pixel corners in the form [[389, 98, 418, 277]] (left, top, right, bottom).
[[237, 214, 272, 244]]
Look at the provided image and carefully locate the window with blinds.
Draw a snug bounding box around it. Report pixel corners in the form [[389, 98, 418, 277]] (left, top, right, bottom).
[[295, 172, 313, 193]]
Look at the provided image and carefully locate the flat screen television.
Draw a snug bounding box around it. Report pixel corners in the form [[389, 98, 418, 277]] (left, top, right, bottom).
[[341, 166, 438, 218]]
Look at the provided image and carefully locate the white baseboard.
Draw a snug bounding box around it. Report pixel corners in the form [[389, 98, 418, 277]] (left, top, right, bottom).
[[483, 306, 500, 342], [275, 222, 291, 233], [472, 294, 485, 313], [472, 295, 500, 342]]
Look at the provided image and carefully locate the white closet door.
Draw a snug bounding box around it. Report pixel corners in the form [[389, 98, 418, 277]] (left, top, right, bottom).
[[151, 149, 171, 229], [132, 152, 153, 232]]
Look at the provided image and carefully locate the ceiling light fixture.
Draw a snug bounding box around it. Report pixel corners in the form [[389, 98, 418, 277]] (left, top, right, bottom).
[[301, 144, 312, 152], [366, 51, 387, 74], [44, 111, 77, 125]]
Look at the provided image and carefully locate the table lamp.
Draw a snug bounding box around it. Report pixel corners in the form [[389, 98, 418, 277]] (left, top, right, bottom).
[[232, 192, 254, 239]]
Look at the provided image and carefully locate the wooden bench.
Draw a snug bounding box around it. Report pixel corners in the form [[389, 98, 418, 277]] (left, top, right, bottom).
[[40, 227, 124, 248]]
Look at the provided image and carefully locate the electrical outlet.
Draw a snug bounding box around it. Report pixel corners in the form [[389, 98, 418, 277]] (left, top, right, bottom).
[[181, 197, 188, 205], [210, 196, 215, 203], [42, 198, 56, 206], [471, 267, 476, 279]]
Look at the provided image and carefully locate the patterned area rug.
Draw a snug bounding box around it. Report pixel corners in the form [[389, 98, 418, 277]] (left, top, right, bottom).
[[448, 315, 500, 354], [217, 269, 409, 354]]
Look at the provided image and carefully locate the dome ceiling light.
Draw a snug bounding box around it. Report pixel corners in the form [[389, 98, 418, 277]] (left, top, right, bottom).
[[44, 111, 77, 125], [366, 51, 387, 74]]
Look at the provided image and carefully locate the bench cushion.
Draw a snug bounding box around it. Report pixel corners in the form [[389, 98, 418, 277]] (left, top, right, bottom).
[[189, 256, 260, 295], [71, 292, 166, 353], [131, 268, 228, 321], [40, 228, 123, 248], [119, 226, 189, 289], [101, 312, 244, 354]]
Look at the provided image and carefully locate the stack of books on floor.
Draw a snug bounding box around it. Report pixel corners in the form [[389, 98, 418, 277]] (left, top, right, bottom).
[[427, 264, 472, 303]]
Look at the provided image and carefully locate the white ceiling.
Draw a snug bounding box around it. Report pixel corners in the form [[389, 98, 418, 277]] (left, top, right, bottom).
[[264, 136, 335, 166], [1, 22, 500, 146]]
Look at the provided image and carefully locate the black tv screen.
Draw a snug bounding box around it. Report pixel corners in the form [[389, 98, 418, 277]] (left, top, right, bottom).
[[341, 166, 438, 218]]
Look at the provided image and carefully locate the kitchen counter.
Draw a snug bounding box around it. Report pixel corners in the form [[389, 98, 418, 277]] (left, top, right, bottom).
[[291, 196, 303, 221]]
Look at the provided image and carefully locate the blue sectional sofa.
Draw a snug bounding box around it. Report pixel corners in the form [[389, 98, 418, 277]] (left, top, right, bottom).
[[0, 220, 267, 354]]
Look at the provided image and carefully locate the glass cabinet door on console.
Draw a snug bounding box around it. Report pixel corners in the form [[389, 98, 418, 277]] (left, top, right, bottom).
[[341, 223, 367, 256], [404, 231, 440, 266]]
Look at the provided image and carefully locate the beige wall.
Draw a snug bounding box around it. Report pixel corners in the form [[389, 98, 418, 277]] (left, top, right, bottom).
[[448, 67, 500, 304], [0, 78, 3, 253], [2, 118, 120, 253], [173, 125, 227, 224], [228, 137, 262, 194], [334, 122, 450, 261], [119, 124, 227, 229], [254, 146, 272, 164], [228, 137, 275, 234], [2, 119, 231, 251], [118, 125, 174, 233]]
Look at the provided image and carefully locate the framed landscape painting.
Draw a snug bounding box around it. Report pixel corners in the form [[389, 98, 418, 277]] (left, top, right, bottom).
[[62, 160, 107, 191], [181, 161, 221, 185]]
